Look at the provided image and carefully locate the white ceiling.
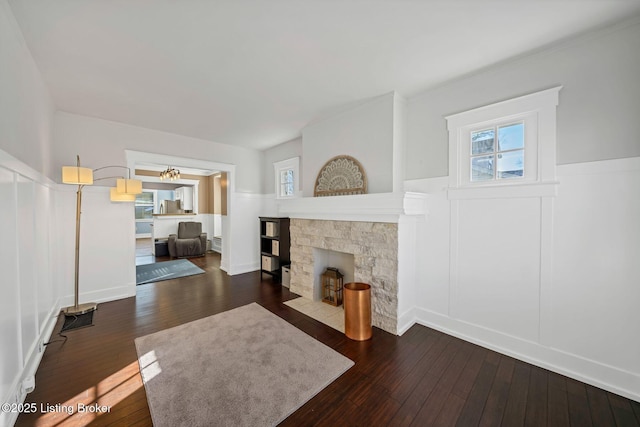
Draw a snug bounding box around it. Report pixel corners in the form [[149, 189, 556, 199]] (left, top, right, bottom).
[[9, 0, 640, 151]]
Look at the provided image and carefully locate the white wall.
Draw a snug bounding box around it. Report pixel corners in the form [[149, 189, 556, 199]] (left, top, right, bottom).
[[404, 157, 640, 401], [3, 0, 638, 416], [53, 112, 271, 279], [56, 186, 138, 307], [53, 111, 263, 193], [406, 18, 640, 179], [0, 1, 55, 178], [397, 19, 640, 400], [225, 193, 264, 275], [0, 152, 60, 427], [552, 158, 640, 382], [301, 93, 396, 196], [262, 137, 303, 195], [396, 215, 422, 334], [0, 3, 59, 426], [0, 153, 134, 427], [392, 93, 407, 193]]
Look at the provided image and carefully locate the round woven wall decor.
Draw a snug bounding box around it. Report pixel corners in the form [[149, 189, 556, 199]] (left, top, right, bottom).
[[314, 155, 367, 197]]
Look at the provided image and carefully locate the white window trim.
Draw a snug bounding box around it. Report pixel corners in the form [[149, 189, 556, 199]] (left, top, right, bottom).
[[273, 156, 300, 199], [446, 87, 561, 198]]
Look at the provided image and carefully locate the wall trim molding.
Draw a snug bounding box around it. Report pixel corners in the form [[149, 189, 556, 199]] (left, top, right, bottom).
[[447, 180, 559, 199], [0, 150, 56, 187], [447, 86, 561, 189], [60, 284, 136, 308], [412, 307, 640, 402], [227, 261, 260, 276], [277, 192, 428, 223], [557, 156, 640, 176], [1, 299, 60, 427], [397, 307, 416, 336], [0, 148, 61, 427], [404, 156, 639, 402]]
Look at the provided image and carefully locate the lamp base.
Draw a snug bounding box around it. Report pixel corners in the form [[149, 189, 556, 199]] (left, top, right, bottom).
[[63, 302, 97, 316]]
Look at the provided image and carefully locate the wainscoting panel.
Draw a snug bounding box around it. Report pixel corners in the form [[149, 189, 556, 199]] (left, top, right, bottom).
[[405, 156, 640, 401], [0, 166, 21, 417], [552, 158, 640, 378], [410, 178, 450, 316], [453, 197, 541, 342], [0, 155, 61, 427], [226, 193, 263, 275], [17, 175, 38, 364], [73, 187, 137, 303], [35, 183, 54, 326]]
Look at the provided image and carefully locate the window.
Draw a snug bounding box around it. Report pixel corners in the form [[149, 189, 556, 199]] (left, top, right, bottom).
[[274, 157, 300, 199], [135, 190, 154, 219], [470, 122, 525, 182], [279, 169, 294, 197], [446, 87, 561, 191]]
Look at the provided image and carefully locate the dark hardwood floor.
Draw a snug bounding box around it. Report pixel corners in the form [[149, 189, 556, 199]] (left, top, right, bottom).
[[17, 253, 640, 426]]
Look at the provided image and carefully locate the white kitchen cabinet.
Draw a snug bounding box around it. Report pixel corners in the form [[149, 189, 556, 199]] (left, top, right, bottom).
[[175, 186, 194, 212]]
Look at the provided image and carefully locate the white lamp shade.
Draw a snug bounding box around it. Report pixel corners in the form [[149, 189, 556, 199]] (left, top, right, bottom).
[[116, 178, 143, 194], [62, 166, 93, 185], [110, 188, 136, 202]]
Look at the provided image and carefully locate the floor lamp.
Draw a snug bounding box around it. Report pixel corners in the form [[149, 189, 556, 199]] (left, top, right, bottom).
[[61, 155, 142, 316]]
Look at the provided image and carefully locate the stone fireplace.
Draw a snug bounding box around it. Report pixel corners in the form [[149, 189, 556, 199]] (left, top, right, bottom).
[[290, 219, 399, 333], [279, 192, 427, 335]]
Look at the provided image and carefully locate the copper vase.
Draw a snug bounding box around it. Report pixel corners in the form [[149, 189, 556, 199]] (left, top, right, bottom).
[[344, 282, 372, 341]]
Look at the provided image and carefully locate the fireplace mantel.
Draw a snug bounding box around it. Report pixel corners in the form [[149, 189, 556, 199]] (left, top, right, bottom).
[[277, 192, 428, 223]]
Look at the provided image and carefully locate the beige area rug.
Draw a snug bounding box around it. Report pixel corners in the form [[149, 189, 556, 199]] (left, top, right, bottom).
[[135, 303, 354, 427], [284, 297, 345, 333]]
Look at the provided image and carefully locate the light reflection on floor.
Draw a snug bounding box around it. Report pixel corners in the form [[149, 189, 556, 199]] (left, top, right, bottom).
[[35, 361, 143, 427]]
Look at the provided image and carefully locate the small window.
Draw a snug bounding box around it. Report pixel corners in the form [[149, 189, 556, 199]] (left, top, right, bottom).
[[274, 157, 300, 199], [280, 169, 294, 197], [446, 87, 561, 190], [470, 122, 525, 182]]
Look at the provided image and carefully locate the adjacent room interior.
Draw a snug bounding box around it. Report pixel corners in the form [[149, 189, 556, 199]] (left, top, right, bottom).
[[1, 1, 639, 426]]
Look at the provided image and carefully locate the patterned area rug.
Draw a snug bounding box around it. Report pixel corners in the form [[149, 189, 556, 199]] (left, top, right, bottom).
[[135, 303, 354, 426], [136, 259, 205, 285]]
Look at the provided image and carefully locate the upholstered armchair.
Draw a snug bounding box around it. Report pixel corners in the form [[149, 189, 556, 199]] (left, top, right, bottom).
[[168, 222, 207, 258]]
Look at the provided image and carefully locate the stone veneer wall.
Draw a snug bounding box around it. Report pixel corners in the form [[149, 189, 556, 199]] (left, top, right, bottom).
[[289, 218, 399, 334]]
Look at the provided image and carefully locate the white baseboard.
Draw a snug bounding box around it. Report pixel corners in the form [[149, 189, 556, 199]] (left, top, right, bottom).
[[397, 307, 416, 336], [4, 288, 135, 426], [220, 263, 230, 274], [412, 307, 640, 402], [1, 299, 61, 427], [227, 262, 260, 276], [60, 284, 136, 308]]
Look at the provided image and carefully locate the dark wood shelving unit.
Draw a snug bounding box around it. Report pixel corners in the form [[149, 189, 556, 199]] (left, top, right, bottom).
[[259, 217, 290, 282]]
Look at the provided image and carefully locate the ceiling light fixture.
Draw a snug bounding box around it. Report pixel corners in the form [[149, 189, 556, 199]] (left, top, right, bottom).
[[160, 166, 180, 181]]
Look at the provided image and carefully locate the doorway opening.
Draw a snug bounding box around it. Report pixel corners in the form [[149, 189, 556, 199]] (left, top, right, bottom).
[[126, 150, 235, 272]]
